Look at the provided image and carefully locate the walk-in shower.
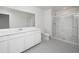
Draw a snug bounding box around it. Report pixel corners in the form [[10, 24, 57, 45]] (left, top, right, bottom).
[[52, 13, 79, 46]]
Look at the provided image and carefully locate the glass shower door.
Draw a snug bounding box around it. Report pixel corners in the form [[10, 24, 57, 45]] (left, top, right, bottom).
[[74, 14, 79, 45], [72, 15, 78, 44], [56, 15, 73, 41]]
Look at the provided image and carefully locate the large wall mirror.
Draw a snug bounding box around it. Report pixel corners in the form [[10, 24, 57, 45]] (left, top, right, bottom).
[[0, 7, 35, 29], [0, 14, 9, 29]]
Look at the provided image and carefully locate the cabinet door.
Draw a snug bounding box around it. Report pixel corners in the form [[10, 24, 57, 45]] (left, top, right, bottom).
[[24, 31, 41, 50], [0, 41, 8, 53], [9, 35, 25, 53]]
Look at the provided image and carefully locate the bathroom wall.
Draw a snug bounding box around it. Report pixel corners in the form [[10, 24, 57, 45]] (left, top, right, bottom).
[[56, 7, 79, 16], [43, 9, 52, 36], [43, 9, 57, 36], [43, 6, 79, 41]]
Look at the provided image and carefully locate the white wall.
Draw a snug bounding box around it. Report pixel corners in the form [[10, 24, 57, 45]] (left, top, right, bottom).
[[56, 7, 79, 16], [44, 9, 52, 36]]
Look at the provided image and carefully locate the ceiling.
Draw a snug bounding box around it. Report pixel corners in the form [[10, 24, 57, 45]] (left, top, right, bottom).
[[38, 6, 79, 11]]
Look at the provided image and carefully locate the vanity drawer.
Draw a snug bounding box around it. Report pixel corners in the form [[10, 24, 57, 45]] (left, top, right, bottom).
[[0, 36, 9, 42]]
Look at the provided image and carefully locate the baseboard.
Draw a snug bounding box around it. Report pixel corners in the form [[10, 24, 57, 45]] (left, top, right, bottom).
[[51, 36, 79, 46]]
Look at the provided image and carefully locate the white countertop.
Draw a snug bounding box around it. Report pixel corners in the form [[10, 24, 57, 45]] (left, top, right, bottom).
[[0, 27, 41, 37]]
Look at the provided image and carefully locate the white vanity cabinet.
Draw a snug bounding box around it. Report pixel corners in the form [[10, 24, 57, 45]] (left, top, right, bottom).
[[0, 36, 9, 53], [0, 28, 41, 53], [0, 41, 8, 53], [24, 31, 41, 50], [9, 35, 25, 53], [8, 31, 41, 53]]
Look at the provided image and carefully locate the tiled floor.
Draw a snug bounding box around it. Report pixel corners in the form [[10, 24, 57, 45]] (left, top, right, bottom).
[[24, 39, 79, 53]]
